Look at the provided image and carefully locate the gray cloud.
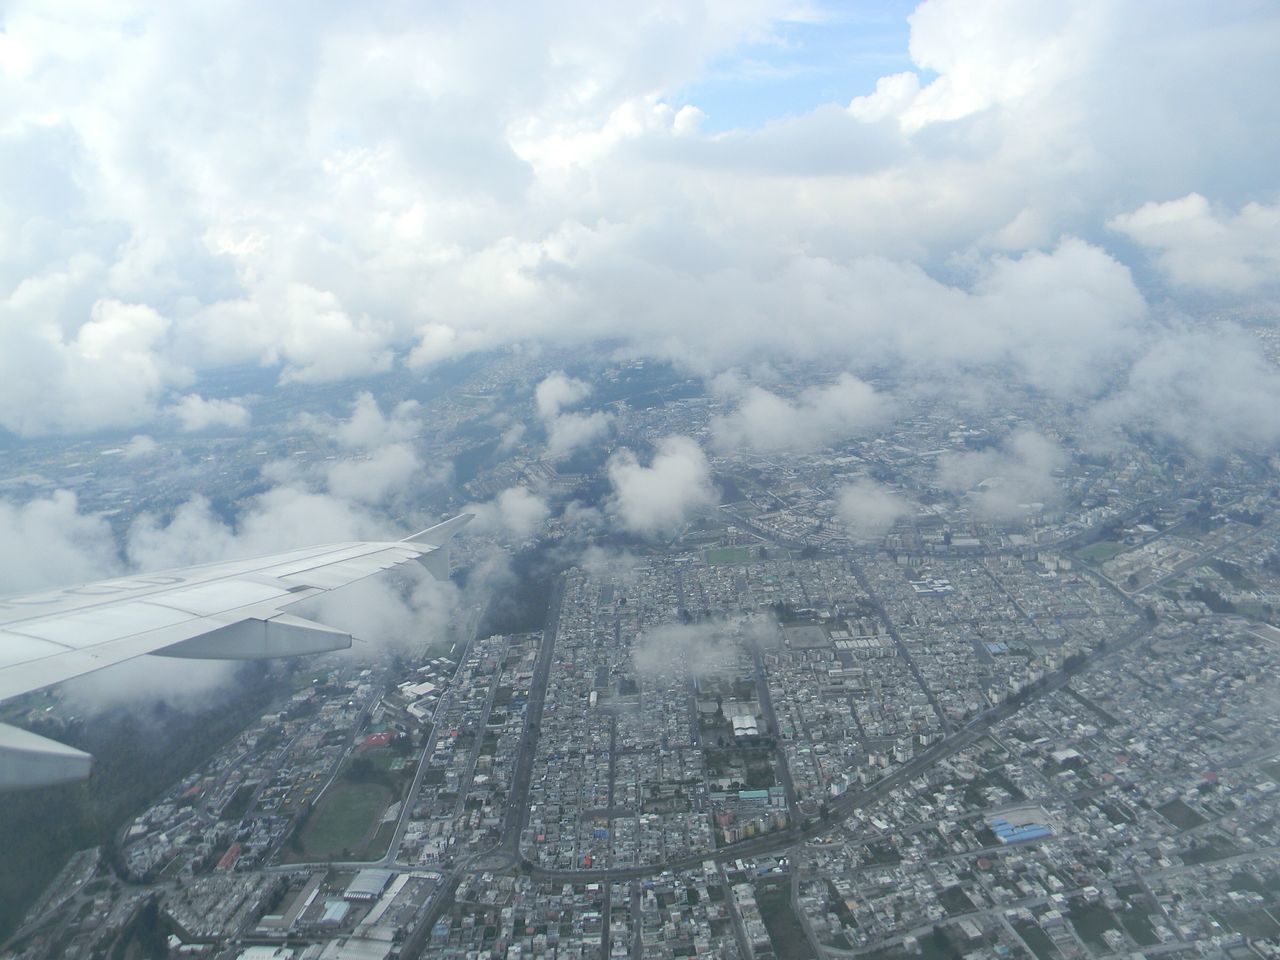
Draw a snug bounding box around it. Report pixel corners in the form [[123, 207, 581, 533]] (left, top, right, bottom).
[[1092, 326, 1280, 458], [301, 391, 423, 450], [123, 434, 160, 459], [535, 372, 592, 420], [0, 491, 120, 595], [836, 478, 911, 539], [936, 430, 1065, 520], [632, 621, 732, 679], [632, 613, 777, 679]]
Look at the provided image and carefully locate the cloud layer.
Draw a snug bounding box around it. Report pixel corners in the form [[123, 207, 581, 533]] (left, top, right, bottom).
[[0, 1, 1277, 441]]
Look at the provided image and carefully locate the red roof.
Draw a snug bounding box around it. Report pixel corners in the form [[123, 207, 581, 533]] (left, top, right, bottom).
[[357, 731, 395, 752], [216, 842, 242, 871]]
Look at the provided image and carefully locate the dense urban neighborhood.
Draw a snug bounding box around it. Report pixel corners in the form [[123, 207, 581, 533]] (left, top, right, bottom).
[[3, 345, 1280, 960]]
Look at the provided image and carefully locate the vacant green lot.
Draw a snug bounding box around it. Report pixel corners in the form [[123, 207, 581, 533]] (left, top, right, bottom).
[[1012, 920, 1060, 960], [756, 881, 816, 960], [1119, 908, 1159, 946], [1078, 541, 1126, 564], [1156, 798, 1208, 830], [706, 546, 752, 565], [1068, 900, 1121, 950], [290, 781, 391, 861]]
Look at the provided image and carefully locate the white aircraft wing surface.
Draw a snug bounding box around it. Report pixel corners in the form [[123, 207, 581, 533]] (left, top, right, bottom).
[[0, 513, 472, 789]]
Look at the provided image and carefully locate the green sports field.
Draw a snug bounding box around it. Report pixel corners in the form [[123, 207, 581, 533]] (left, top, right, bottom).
[[705, 546, 752, 565]]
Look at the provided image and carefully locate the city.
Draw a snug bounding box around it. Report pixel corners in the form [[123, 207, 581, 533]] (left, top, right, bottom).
[[2, 3, 1280, 960], [2, 345, 1279, 960]]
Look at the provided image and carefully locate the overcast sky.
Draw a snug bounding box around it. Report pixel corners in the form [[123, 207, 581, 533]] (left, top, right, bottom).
[[1, 0, 1279, 439]]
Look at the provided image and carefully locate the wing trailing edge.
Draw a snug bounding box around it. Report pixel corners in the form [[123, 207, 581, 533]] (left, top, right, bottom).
[[0, 723, 92, 790]]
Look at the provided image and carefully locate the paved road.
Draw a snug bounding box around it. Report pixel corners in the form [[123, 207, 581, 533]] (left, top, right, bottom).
[[846, 557, 954, 734], [751, 643, 802, 823], [495, 576, 563, 867], [380, 603, 486, 866]]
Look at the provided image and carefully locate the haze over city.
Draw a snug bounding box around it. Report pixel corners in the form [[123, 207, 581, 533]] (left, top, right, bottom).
[[2, 2, 1280, 959]]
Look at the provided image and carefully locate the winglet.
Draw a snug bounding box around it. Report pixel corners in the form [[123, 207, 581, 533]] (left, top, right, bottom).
[[403, 513, 475, 546]]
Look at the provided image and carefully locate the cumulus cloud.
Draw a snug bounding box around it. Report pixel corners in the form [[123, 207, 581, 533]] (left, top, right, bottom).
[[56, 656, 245, 717], [836, 478, 911, 539], [465, 486, 551, 542], [123, 434, 159, 459], [607, 435, 716, 536], [711, 373, 888, 454], [632, 613, 775, 678], [307, 391, 423, 450], [535, 372, 592, 420], [546, 410, 612, 459], [936, 430, 1064, 520], [534, 372, 612, 459], [1110, 194, 1280, 295], [169, 393, 250, 432], [498, 422, 527, 452], [326, 443, 421, 504], [303, 568, 460, 655], [273, 284, 395, 384], [0, 297, 183, 436]]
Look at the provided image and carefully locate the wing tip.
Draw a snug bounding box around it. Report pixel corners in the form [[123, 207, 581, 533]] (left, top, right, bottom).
[[403, 513, 475, 546]]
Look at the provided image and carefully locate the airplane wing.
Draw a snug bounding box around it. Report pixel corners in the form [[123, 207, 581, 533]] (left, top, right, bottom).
[[0, 514, 472, 790]]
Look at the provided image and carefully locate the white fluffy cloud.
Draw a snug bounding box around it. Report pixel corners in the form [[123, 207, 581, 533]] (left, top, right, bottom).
[[534, 372, 612, 459], [632, 621, 731, 679], [465, 486, 552, 542], [326, 443, 421, 504], [331, 391, 422, 450], [836, 478, 911, 539], [169, 393, 250, 432], [123, 434, 159, 459], [1110, 194, 1280, 295], [711, 373, 887, 453], [607, 435, 716, 536], [546, 411, 612, 459], [0, 297, 183, 436], [535, 372, 592, 420], [126, 487, 387, 571]]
